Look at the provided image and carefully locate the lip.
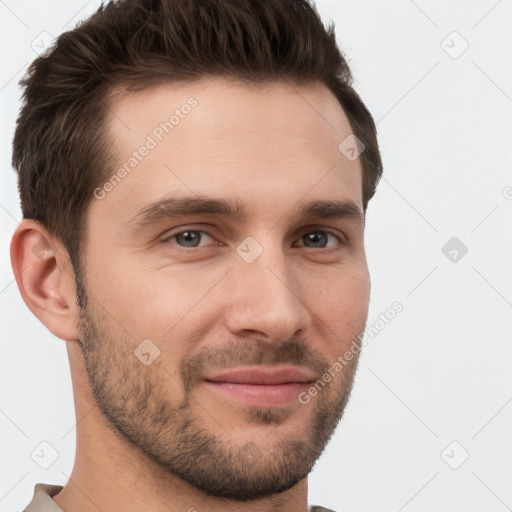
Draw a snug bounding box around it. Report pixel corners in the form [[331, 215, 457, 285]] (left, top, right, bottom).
[[202, 366, 317, 407], [203, 366, 317, 385]]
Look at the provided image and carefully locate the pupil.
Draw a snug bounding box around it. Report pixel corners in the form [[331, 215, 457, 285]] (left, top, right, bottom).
[[174, 231, 328, 248], [305, 232, 327, 248], [177, 231, 199, 247]]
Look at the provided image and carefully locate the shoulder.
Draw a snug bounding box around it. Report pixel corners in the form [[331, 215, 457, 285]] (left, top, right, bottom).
[[23, 482, 63, 511], [309, 506, 338, 512]]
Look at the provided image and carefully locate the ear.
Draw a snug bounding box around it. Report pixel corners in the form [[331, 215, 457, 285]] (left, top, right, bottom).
[[10, 219, 80, 341]]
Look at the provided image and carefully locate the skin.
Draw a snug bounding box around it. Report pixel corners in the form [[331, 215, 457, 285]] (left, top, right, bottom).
[[11, 77, 370, 512]]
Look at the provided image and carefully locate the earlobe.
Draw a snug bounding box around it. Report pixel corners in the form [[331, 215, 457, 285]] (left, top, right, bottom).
[[10, 220, 81, 342]]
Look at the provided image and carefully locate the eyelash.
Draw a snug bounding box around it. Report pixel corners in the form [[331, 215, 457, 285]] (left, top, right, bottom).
[[162, 228, 345, 250]]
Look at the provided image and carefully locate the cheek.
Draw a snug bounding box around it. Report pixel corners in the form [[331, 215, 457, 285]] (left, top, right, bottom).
[[303, 265, 370, 337], [97, 262, 223, 341], [85, 238, 370, 350]]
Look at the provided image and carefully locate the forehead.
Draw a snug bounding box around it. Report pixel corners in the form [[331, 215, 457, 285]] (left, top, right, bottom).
[[93, 78, 363, 227]]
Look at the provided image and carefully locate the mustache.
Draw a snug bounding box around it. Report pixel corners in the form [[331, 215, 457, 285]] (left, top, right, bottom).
[[179, 336, 330, 392]]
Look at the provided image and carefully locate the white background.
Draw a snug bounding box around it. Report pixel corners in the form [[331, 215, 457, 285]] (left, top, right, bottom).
[[1, 1, 511, 511]]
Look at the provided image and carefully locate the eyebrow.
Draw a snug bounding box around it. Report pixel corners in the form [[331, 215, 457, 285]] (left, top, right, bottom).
[[126, 196, 364, 228]]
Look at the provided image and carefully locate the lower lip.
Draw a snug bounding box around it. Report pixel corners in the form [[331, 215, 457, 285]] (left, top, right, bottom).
[[202, 380, 312, 407]]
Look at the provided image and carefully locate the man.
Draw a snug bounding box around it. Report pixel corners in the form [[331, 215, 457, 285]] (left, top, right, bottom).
[[10, 0, 383, 510]]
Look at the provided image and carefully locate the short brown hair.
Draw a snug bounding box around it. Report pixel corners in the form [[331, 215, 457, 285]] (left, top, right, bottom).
[[12, 0, 383, 275]]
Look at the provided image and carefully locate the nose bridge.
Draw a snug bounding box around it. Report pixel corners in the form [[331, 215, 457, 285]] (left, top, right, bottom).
[[225, 238, 308, 339]]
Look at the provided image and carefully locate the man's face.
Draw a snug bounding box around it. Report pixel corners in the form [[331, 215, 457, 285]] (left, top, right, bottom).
[[76, 78, 370, 500]]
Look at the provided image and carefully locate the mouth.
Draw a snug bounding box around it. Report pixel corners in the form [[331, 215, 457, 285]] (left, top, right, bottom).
[[202, 366, 317, 407]]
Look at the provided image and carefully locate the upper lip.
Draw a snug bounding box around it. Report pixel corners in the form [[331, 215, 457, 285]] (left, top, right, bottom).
[[203, 366, 317, 385]]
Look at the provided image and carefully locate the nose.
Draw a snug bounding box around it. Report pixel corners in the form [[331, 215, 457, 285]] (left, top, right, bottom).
[[222, 243, 310, 343]]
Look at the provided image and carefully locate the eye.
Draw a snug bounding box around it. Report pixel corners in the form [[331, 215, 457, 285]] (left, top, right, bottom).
[[162, 228, 344, 251], [294, 230, 343, 249], [163, 230, 216, 248]]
